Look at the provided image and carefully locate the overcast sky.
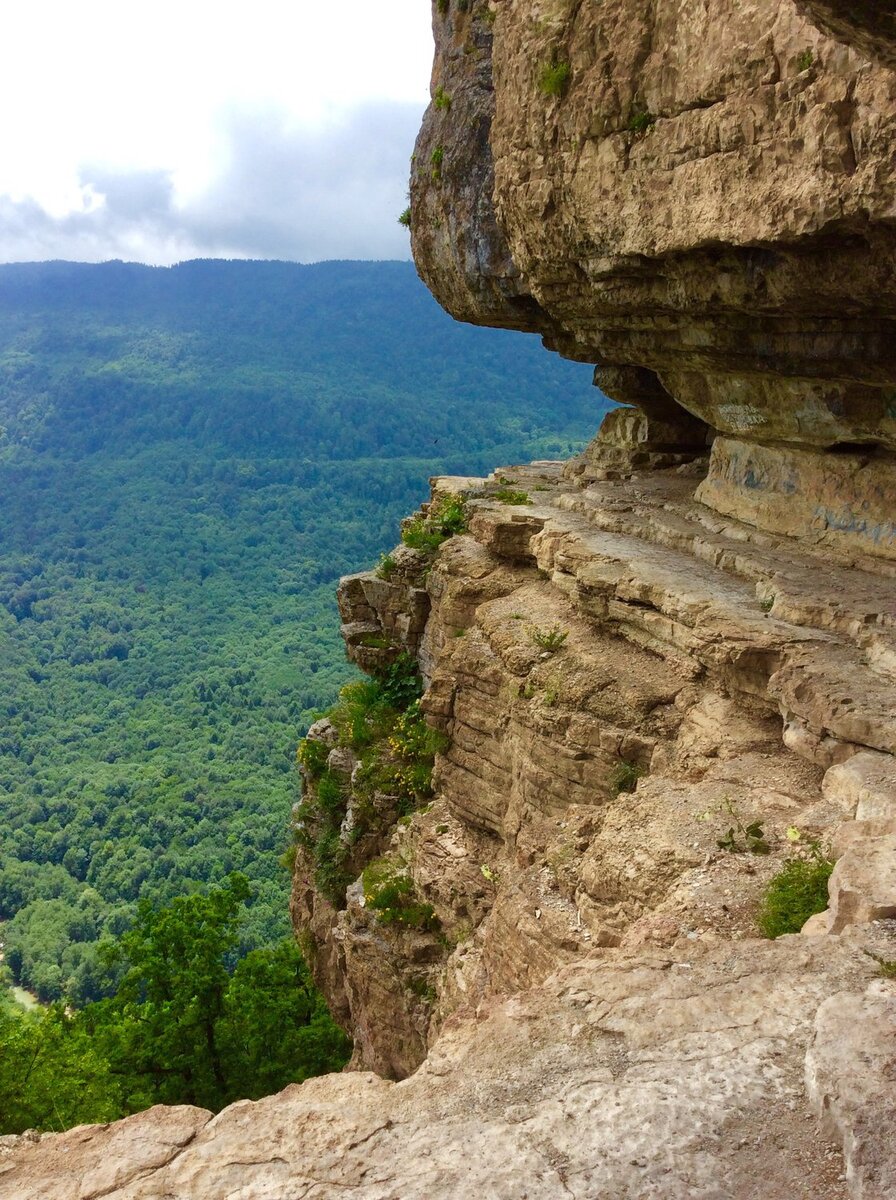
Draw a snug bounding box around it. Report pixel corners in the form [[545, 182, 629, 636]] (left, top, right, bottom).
[[0, 1, 434, 264]]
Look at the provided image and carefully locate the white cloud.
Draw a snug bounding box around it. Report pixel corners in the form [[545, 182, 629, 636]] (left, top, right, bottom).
[[0, 1, 433, 261], [0, 103, 422, 264]]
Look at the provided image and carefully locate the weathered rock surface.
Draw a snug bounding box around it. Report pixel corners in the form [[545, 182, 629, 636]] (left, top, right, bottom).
[[412, 0, 896, 554], [5, 937, 893, 1200], [280, 455, 896, 1197], [8, 1, 896, 1194]]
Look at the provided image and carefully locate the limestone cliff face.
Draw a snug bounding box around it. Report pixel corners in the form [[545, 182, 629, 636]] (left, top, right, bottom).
[[8, 467, 896, 1198], [412, 0, 896, 559], [5, 4, 896, 1197]]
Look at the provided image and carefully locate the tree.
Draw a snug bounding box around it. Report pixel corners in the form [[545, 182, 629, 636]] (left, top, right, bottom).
[[98, 873, 252, 1110], [78, 875, 351, 1116], [218, 939, 350, 1103], [0, 999, 123, 1133]]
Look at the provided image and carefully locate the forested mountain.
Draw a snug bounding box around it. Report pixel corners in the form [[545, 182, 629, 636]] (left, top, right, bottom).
[[0, 259, 605, 1005]]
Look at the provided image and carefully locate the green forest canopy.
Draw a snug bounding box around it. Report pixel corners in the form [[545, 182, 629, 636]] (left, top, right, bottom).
[[0, 258, 606, 1005]]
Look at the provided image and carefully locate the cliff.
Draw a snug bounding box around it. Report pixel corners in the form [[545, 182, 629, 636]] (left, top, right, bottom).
[[411, 0, 896, 561], [3, 2, 895, 1197]]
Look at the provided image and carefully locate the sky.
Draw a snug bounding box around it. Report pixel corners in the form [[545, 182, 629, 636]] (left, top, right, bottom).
[[0, 1, 434, 265]]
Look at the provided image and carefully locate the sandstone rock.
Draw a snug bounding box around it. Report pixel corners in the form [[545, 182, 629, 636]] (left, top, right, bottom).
[[827, 833, 896, 932], [824, 751, 896, 823], [0, 1105, 209, 1200], [696, 440, 896, 562], [412, 0, 896, 555], [569, 404, 708, 481], [297, 465, 896, 1083], [806, 982, 896, 1199], [796, 1, 896, 70], [6, 940, 890, 1200]]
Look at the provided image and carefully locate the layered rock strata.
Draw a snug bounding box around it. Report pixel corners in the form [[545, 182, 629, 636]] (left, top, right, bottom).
[[411, 0, 896, 555], [293, 464, 896, 1093], [6, 462, 896, 1197], [6, 1, 896, 1195]]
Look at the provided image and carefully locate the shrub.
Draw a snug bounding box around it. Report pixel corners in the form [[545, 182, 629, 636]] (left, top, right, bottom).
[[328, 679, 394, 751], [378, 653, 423, 711], [757, 847, 833, 938], [397, 208, 411, 229], [610, 759, 643, 796], [797, 48, 814, 71], [530, 625, 568, 652], [294, 657, 446, 905], [358, 633, 391, 650], [433, 87, 452, 111], [539, 60, 571, 98], [296, 737, 329, 781], [376, 552, 397, 580], [866, 952, 896, 979], [430, 146, 444, 181], [361, 860, 439, 930], [313, 827, 352, 903], [356, 701, 447, 812], [492, 488, 531, 505], [292, 767, 351, 904], [628, 106, 656, 134], [402, 493, 468, 554], [407, 975, 436, 1004], [716, 799, 770, 855]]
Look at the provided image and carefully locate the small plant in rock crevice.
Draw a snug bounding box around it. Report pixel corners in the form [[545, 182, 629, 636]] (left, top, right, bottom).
[[714, 798, 770, 855], [362, 859, 439, 930], [530, 625, 568, 652], [296, 735, 329, 781], [609, 759, 644, 797], [293, 655, 447, 907], [433, 87, 452, 111], [407, 975, 437, 1004], [401, 493, 468, 554], [492, 488, 531, 505], [628, 105, 656, 134], [358, 632, 391, 650], [539, 59, 571, 98], [710, 796, 772, 854], [865, 951, 896, 979], [757, 843, 834, 937], [397, 208, 411, 228], [376, 552, 397, 580]]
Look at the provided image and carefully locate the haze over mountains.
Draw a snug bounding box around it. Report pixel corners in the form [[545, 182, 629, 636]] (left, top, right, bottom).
[[0, 258, 605, 1004]]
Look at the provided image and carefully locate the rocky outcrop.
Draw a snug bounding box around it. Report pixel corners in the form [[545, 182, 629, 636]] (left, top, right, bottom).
[[6, 2, 896, 1195], [412, 0, 896, 556], [3, 937, 891, 1200], [795, 2, 896, 71], [6, 462, 895, 1194], [291, 462, 896, 1098]]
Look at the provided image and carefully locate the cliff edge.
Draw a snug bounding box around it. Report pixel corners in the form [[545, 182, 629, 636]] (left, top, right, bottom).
[[412, 0, 896, 561], [2, 2, 895, 1197]]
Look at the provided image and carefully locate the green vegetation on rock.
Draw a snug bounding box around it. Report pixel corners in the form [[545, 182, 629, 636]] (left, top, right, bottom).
[[401, 493, 468, 553], [294, 655, 448, 906], [757, 847, 834, 938]]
